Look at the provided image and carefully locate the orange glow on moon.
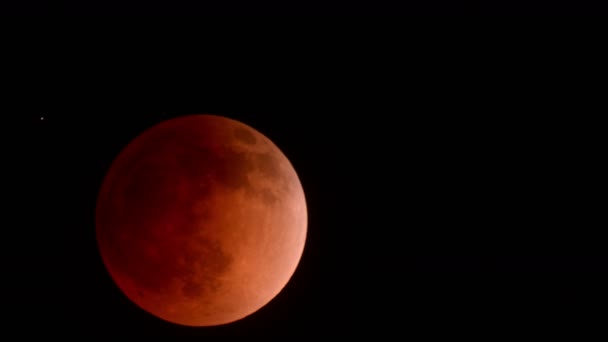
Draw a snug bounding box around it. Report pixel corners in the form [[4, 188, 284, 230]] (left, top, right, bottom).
[[95, 114, 307, 326]]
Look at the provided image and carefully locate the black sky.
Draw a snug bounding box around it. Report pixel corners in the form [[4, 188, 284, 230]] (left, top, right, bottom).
[[8, 52, 608, 338], [4, 0, 608, 14]]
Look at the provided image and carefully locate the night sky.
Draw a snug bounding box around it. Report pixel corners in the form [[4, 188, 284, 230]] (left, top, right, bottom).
[[10, 62, 608, 338], [5, 0, 608, 14]]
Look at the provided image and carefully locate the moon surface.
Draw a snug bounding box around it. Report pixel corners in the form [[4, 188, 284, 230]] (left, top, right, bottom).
[[95, 114, 307, 327]]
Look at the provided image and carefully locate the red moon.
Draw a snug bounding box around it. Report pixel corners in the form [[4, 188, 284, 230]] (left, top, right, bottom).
[[95, 114, 307, 327]]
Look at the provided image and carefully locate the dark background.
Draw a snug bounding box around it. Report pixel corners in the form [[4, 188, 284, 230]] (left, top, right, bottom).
[[8, 52, 608, 338], [3, 0, 608, 15]]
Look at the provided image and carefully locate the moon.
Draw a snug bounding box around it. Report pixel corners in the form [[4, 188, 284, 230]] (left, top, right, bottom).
[[95, 114, 307, 327]]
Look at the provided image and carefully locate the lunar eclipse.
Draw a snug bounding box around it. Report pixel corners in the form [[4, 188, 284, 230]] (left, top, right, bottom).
[[95, 114, 307, 327]]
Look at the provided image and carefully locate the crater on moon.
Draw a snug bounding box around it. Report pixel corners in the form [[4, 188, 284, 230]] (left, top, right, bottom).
[[233, 127, 257, 145]]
